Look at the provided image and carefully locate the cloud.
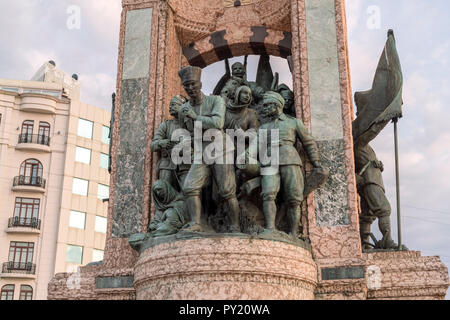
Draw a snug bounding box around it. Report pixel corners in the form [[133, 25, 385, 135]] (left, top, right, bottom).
[[347, 3, 450, 300], [345, 0, 363, 35], [431, 41, 449, 66], [79, 73, 116, 109], [76, 0, 122, 42], [20, 50, 59, 77]]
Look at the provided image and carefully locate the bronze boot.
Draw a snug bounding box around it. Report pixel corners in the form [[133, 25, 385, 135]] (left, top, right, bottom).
[[360, 222, 372, 250], [227, 197, 241, 233], [378, 216, 397, 249], [262, 200, 277, 234], [184, 196, 205, 232], [287, 204, 301, 239]]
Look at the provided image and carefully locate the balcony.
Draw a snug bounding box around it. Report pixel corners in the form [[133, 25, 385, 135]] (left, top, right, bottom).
[[16, 133, 51, 152], [1, 262, 36, 280], [19, 95, 56, 114], [12, 175, 46, 193], [6, 217, 41, 235], [16, 134, 51, 153]]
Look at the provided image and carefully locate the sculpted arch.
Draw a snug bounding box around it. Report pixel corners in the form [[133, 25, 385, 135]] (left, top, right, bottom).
[[181, 26, 292, 68]]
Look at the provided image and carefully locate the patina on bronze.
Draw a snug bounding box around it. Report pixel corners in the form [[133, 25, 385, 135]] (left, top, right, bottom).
[[148, 180, 188, 237], [353, 30, 407, 251], [130, 56, 329, 250], [178, 66, 241, 234], [259, 91, 324, 239], [150, 95, 189, 191]]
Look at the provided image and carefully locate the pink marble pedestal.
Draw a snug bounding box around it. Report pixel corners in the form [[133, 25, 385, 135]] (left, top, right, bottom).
[[48, 241, 449, 300], [133, 237, 317, 300]]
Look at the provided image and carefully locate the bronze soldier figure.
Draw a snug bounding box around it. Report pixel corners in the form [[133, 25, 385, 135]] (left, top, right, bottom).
[[277, 84, 296, 118], [178, 66, 241, 233], [354, 120, 398, 250], [230, 62, 247, 85], [353, 30, 407, 251], [259, 92, 322, 239], [150, 95, 189, 191]]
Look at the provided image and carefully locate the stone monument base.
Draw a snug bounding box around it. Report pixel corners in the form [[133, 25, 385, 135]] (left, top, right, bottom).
[[133, 237, 317, 300], [315, 251, 449, 300], [48, 238, 449, 300]]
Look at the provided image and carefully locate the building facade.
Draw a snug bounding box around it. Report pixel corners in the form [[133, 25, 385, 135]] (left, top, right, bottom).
[[0, 62, 111, 300]]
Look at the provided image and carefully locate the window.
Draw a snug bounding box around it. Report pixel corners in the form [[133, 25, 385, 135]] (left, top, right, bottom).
[[66, 245, 83, 264], [75, 146, 91, 165], [95, 216, 107, 234], [13, 197, 40, 227], [77, 119, 93, 139], [72, 178, 89, 196], [38, 122, 50, 145], [9, 242, 34, 268], [102, 126, 110, 145], [100, 153, 109, 170], [19, 159, 43, 181], [97, 184, 109, 200], [1, 285, 14, 301], [21, 120, 34, 142], [19, 285, 33, 300], [92, 249, 104, 262], [69, 210, 86, 230]]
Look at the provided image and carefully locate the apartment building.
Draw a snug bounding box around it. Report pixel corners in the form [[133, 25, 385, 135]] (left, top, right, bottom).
[[0, 62, 111, 300]]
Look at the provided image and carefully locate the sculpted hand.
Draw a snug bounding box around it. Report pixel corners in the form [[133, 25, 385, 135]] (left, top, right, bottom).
[[180, 106, 191, 118], [374, 160, 384, 172], [185, 108, 197, 120], [159, 140, 170, 150]]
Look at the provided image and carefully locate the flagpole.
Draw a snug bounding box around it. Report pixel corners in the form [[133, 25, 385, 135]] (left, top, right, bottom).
[[393, 117, 402, 250]]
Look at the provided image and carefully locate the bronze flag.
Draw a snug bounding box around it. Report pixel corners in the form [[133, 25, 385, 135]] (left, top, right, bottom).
[[352, 30, 404, 140]]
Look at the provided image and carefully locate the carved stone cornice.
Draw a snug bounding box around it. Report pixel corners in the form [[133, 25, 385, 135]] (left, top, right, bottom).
[[253, 0, 292, 32], [167, 0, 224, 46]]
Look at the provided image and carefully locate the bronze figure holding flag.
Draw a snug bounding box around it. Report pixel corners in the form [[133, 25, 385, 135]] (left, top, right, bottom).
[[353, 30, 408, 251]]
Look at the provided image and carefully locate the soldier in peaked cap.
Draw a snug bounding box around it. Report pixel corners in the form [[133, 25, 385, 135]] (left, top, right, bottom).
[[177, 66, 241, 233], [259, 91, 322, 239]]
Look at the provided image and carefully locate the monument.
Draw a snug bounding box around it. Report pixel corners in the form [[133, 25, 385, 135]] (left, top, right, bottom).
[[48, 0, 449, 300]]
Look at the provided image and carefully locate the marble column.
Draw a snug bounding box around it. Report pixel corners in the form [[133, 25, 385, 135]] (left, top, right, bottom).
[[305, 0, 349, 227], [112, 8, 153, 238], [292, 0, 362, 260]]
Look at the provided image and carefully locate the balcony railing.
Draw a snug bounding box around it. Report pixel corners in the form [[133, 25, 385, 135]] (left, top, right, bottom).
[[8, 217, 41, 230], [2, 262, 36, 275], [13, 176, 46, 189], [18, 134, 50, 146]]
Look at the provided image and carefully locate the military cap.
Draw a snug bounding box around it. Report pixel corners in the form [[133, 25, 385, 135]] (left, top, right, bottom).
[[263, 91, 285, 108], [178, 66, 202, 84]]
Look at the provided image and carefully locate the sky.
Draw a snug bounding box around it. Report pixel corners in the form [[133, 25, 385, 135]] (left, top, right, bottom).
[[0, 1, 449, 298], [346, 1, 450, 298]]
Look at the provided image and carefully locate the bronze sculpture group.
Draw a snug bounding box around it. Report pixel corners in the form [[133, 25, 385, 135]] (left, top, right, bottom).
[[139, 36, 407, 252], [146, 56, 327, 243]]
